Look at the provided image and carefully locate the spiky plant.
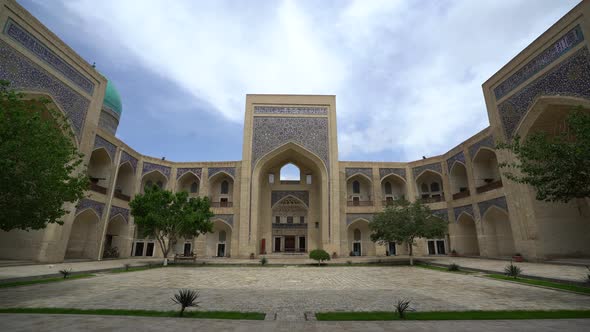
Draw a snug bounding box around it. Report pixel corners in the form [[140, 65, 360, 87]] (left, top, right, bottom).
[[395, 298, 414, 319], [260, 256, 268, 266], [504, 262, 522, 279], [59, 269, 72, 279], [171, 289, 200, 317], [448, 263, 460, 271]]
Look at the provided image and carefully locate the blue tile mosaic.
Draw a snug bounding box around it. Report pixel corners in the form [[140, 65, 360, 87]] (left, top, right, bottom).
[[142, 162, 171, 178], [453, 204, 474, 222], [119, 151, 138, 172], [446, 151, 466, 172], [254, 106, 328, 115], [93, 135, 116, 161], [468, 136, 495, 160], [478, 196, 508, 216], [379, 168, 406, 180], [412, 163, 443, 178], [76, 198, 104, 218], [345, 167, 373, 179], [208, 167, 235, 179], [271, 191, 309, 207], [176, 167, 202, 180], [109, 205, 129, 223]]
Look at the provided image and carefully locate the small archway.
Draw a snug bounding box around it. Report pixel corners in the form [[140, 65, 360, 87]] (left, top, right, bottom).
[[472, 149, 502, 193], [482, 206, 515, 258], [141, 170, 167, 193], [209, 172, 234, 207], [347, 174, 373, 206], [415, 170, 444, 203], [347, 219, 374, 256], [206, 220, 232, 257], [272, 196, 308, 253], [88, 148, 112, 194], [177, 172, 200, 197], [451, 213, 480, 256], [103, 215, 129, 259], [65, 209, 100, 260], [280, 163, 301, 184], [381, 174, 406, 205], [114, 162, 134, 201], [450, 162, 469, 199]]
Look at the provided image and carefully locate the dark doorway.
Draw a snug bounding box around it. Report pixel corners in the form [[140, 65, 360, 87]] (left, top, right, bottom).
[[134, 242, 144, 256], [388, 242, 396, 255], [353, 242, 361, 256], [298, 237, 306, 252], [274, 237, 281, 252], [183, 243, 191, 256], [146, 242, 155, 256], [285, 236, 295, 252], [217, 243, 225, 257]]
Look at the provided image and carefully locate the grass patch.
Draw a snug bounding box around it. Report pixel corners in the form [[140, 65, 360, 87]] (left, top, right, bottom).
[[413, 263, 471, 274], [316, 310, 590, 321], [0, 308, 265, 320], [110, 266, 162, 274], [0, 274, 95, 289], [486, 274, 590, 295]]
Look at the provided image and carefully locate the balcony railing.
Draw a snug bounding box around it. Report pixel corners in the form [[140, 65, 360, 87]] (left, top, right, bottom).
[[280, 180, 300, 185], [476, 179, 503, 194], [452, 190, 470, 200], [272, 223, 308, 229], [113, 190, 131, 201], [347, 200, 374, 207], [417, 195, 444, 204], [211, 201, 233, 208], [89, 182, 107, 195]]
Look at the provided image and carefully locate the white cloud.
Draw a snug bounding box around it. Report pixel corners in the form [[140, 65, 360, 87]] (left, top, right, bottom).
[[53, 0, 580, 161]]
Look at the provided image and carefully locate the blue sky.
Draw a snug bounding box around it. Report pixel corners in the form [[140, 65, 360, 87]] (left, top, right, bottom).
[[20, 0, 580, 163]]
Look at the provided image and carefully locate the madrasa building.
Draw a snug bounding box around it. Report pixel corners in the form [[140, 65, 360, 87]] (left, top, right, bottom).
[[0, 0, 589, 263]]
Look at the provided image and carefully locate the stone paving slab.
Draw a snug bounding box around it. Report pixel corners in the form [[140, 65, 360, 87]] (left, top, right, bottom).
[[0, 267, 589, 314], [1, 314, 589, 332]]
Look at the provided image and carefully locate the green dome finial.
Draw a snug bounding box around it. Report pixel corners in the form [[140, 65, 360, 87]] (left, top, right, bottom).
[[103, 79, 122, 116]]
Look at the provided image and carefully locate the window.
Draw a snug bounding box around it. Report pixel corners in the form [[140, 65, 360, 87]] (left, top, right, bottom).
[[268, 173, 274, 184], [190, 182, 198, 193], [352, 180, 360, 194], [430, 182, 440, 192], [221, 180, 229, 194], [384, 182, 392, 195], [306, 174, 312, 184], [220, 197, 228, 207], [299, 216, 305, 224], [280, 163, 300, 181], [421, 183, 429, 193], [287, 216, 293, 224], [275, 216, 281, 224]]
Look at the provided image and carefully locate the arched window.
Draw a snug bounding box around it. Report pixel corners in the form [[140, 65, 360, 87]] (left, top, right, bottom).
[[384, 182, 392, 195], [156, 181, 163, 189], [352, 180, 360, 194], [220, 180, 229, 194], [421, 183, 429, 193], [354, 228, 361, 241], [190, 182, 198, 193], [280, 163, 300, 181], [430, 182, 440, 192], [219, 230, 226, 242]]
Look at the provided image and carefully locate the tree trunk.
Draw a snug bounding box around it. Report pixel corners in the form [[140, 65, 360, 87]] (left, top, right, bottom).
[[156, 235, 168, 266], [408, 242, 414, 266]]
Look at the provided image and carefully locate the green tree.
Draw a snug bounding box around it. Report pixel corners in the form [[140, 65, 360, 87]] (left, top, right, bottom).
[[497, 108, 590, 203], [0, 80, 87, 231], [129, 185, 214, 265], [370, 198, 447, 265], [309, 249, 330, 266]]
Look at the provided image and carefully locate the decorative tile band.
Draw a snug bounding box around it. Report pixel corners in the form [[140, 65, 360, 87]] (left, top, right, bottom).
[[453, 204, 474, 222], [345, 167, 373, 179], [346, 213, 374, 226], [379, 168, 406, 180], [412, 162, 443, 178], [119, 151, 138, 172], [254, 106, 328, 115], [478, 196, 508, 217], [177, 167, 202, 180], [3, 19, 94, 94], [498, 47, 590, 139], [208, 167, 235, 179], [76, 198, 104, 218], [93, 135, 116, 161], [109, 205, 129, 223], [0, 39, 90, 141], [494, 25, 584, 100], [447, 151, 466, 172], [431, 209, 448, 221], [271, 191, 309, 207], [213, 214, 234, 227], [142, 162, 171, 178], [468, 136, 495, 159]]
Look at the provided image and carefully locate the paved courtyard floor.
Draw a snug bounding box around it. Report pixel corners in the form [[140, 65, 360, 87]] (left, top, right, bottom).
[[1, 266, 589, 318]]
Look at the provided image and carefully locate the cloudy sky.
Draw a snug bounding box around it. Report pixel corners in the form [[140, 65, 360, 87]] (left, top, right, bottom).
[[21, 0, 580, 163]]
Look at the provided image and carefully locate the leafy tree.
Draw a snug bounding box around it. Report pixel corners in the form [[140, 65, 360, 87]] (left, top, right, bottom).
[[497, 108, 590, 203], [129, 186, 214, 265], [370, 198, 447, 265], [0, 80, 88, 231], [309, 249, 330, 266]]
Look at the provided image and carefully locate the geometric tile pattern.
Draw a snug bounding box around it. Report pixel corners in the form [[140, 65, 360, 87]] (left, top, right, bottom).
[[176, 167, 202, 180], [254, 106, 328, 115], [119, 151, 138, 172], [412, 162, 443, 178], [76, 198, 104, 218], [271, 191, 309, 207], [431, 209, 449, 221], [379, 168, 407, 180], [478, 196, 508, 217], [447, 151, 466, 172], [453, 204, 474, 222], [213, 214, 234, 228], [208, 167, 235, 179], [109, 205, 129, 223], [142, 162, 171, 178], [468, 136, 495, 160], [345, 168, 373, 179], [93, 135, 116, 161]]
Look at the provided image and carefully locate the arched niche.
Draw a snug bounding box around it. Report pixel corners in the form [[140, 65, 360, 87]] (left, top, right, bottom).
[[209, 172, 234, 207], [347, 219, 374, 256], [481, 206, 515, 258], [103, 215, 129, 259], [346, 174, 373, 206], [65, 209, 100, 260], [88, 148, 112, 193], [450, 213, 479, 256], [381, 174, 406, 205], [114, 162, 134, 201], [415, 170, 444, 203], [206, 219, 232, 257], [141, 170, 167, 193], [473, 148, 501, 192], [450, 162, 469, 199], [177, 171, 200, 197]]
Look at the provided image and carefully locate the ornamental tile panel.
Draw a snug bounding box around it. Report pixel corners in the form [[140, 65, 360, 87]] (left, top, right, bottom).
[[0, 39, 90, 141], [494, 25, 584, 100], [431, 209, 449, 221], [345, 168, 373, 179], [468, 136, 495, 159], [271, 191, 309, 207], [254, 106, 328, 115], [119, 151, 138, 172], [453, 204, 474, 222], [213, 214, 234, 227], [3, 19, 95, 94], [109, 205, 129, 223], [412, 163, 442, 178], [252, 117, 329, 171], [446, 151, 466, 172], [142, 162, 171, 178], [93, 135, 116, 161], [208, 167, 235, 179], [76, 198, 104, 218], [177, 167, 202, 180], [346, 213, 373, 226], [498, 47, 590, 139], [478, 196, 508, 217], [379, 168, 406, 180]]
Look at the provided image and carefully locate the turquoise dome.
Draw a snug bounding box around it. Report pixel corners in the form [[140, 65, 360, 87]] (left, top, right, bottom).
[[103, 80, 122, 116]]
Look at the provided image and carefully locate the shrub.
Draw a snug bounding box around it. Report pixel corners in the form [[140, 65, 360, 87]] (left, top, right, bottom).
[[249, 253, 255, 259], [59, 269, 72, 279], [124, 263, 131, 271], [346, 260, 352, 265], [395, 298, 414, 319], [504, 262, 522, 279], [103, 246, 119, 259], [171, 289, 200, 317], [309, 249, 330, 266], [448, 263, 460, 271], [260, 256, 268, 266]]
